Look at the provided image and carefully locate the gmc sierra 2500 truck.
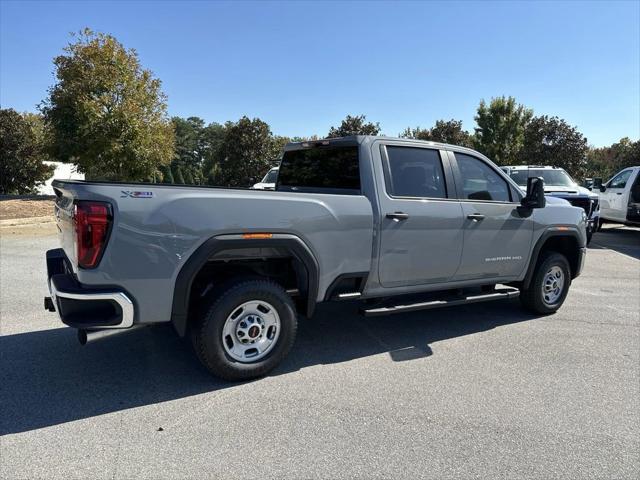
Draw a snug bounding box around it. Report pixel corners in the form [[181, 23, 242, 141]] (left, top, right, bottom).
[[45, 136, 587, 380]]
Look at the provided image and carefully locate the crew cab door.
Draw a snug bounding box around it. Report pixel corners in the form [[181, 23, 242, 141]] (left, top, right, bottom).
[[600, 168, 633, 221], [448, 152, 533, 281], [376, 144, 464, 287]]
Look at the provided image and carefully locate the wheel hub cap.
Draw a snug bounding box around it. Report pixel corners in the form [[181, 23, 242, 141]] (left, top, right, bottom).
[[235, 314, 265, 343], [542, 266, 565, 305], [222, 300, 281, 363]]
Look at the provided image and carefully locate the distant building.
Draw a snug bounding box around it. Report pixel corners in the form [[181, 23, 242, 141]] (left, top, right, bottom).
[[37, 162, 84, 195]]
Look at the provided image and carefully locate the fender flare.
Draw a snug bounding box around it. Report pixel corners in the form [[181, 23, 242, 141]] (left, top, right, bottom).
[[171, 234, 319, 336], [522, 228, 583, 289]]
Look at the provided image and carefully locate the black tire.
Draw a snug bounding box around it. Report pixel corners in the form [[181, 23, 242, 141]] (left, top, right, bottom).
[[520, 251, 571, 315], [191, 279, 297, 381], [586, 228, 593, 245]]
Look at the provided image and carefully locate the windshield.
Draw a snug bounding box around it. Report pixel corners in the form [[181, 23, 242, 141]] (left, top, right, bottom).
[[509, 169, 576, 187], [262, 168, 278, 184]]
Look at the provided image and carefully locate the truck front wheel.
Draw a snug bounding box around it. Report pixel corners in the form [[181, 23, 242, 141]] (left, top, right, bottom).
[[191, 279, 297, 381], [520, 251, 571, 314]]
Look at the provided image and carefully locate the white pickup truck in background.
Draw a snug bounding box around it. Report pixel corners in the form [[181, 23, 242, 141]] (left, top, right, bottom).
[[594, 166, 640, 228]]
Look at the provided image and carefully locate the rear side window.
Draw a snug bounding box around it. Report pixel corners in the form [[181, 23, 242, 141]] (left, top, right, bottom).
[[277, 146, 360, 194], [384, 146, 447, 198], [455, 153, 511, 202]]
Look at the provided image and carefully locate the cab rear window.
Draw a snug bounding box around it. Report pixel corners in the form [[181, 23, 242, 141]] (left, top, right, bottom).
[[277, 146, 360, 194]]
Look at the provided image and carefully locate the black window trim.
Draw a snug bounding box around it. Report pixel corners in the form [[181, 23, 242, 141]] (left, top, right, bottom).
[[379, 144, 455, 201], [449, 150, 518, 204]]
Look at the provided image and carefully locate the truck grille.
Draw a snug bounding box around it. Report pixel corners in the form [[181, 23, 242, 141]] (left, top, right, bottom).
[[565, 197, 597, 217]]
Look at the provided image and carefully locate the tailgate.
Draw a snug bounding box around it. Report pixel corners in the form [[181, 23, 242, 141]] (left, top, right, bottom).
[[52, 184, 78, 268]]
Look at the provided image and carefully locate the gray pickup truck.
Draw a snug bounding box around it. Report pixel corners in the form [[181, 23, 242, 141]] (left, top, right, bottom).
[[45, 136, 587, 380]]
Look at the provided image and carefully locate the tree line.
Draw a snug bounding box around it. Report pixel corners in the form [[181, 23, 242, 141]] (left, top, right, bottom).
[[1, 29, 637, 194]]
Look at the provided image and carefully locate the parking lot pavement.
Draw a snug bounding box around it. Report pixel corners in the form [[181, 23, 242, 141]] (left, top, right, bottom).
[[1, 228, 638, 479]]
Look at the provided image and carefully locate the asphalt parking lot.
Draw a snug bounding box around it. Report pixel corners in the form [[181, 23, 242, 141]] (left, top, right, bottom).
[[1, 225, 638, 479]]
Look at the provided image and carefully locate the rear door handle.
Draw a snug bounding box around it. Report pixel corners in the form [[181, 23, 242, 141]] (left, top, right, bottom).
[[386, 212, 410, 220], [467, 213, 485, 221]]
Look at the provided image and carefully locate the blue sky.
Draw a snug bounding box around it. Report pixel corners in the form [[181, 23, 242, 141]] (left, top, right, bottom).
[[1, 0, 638, 146]]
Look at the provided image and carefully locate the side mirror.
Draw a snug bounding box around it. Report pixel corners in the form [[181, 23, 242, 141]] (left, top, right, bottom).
[[521, 177, 546, 209], [593, 177, 603, 191]]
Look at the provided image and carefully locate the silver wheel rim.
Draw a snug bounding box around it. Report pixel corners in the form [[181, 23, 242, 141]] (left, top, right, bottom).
[[542, 266, 565, 305], [221, 300, 281, 362]]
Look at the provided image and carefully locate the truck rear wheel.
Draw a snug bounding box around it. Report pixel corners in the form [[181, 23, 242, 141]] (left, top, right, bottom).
[[520, 251, 571, 314], [191, 279, 297, 381]]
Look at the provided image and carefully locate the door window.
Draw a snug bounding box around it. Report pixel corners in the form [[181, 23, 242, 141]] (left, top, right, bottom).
[[455, 153, 511, 202], [384, 146, 447, 199], [608, 169, 632, 189]]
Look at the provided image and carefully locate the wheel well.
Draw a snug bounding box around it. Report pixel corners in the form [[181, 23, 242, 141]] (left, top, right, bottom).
[[189, 255, 306, 314], [521, 232, 582, 290], [536, 235, 580, 278], [171, 235, 319, 337]]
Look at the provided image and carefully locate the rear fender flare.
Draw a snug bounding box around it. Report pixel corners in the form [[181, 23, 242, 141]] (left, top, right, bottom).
[[171, 234, 319, 336]]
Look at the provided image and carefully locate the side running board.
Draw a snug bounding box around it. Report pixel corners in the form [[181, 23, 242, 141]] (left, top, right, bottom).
[[361, 287, 520, 317]]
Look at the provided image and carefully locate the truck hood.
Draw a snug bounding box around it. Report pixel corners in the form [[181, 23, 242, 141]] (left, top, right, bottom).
[[544, 196, 572, 206], [517, 184, 597, 199], [544, 185, 597, 198]]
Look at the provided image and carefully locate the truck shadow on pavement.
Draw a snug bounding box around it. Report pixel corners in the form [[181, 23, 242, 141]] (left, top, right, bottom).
[[1, 300, 537, 435]]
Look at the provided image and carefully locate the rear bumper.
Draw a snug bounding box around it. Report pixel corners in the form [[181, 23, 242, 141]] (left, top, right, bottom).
[[45, 249, 134, 329]]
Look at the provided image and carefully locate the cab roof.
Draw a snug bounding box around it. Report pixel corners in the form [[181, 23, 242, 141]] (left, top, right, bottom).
[[504, 165, 565, 170], [283, 135, 484, 157]]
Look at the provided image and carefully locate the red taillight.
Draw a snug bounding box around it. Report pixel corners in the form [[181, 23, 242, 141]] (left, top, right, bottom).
[[74, 201, 112, 269]]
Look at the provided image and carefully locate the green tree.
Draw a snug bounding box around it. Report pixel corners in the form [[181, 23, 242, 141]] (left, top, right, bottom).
[[22, 113, 54, 157], [0, 109, 55, 194], [290, 135, 320, 142], [328, 114, 380, 137], [201, 122, 226, 184], [474, 96, 532, 165], [268, 135, 290, 161], [183, 169, 194, 185], [212, 116, 276, 187], [400, 119, 474, 147], [160, 164, 174, 183], [172, 165, 185, 184], [172, 116, 207, 184], [519, 115, 588, 178], [40, 28, 174, 181], [586, 137, 640, 181]]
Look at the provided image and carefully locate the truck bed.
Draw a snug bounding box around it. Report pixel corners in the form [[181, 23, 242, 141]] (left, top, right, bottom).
[[52, 180, 374, 325]]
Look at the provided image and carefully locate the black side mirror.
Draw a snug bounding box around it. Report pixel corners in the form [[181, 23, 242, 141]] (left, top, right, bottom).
[[521, 177, 546, 209], [593, 177, 605, 192]]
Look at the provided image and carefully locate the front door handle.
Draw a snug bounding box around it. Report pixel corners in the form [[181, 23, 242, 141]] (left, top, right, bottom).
[[386, 212, 410, 220], [467, 213, 485, 221]]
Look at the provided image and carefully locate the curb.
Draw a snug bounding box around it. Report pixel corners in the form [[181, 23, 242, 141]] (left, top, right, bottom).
[[0, 216, 56, 227]]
